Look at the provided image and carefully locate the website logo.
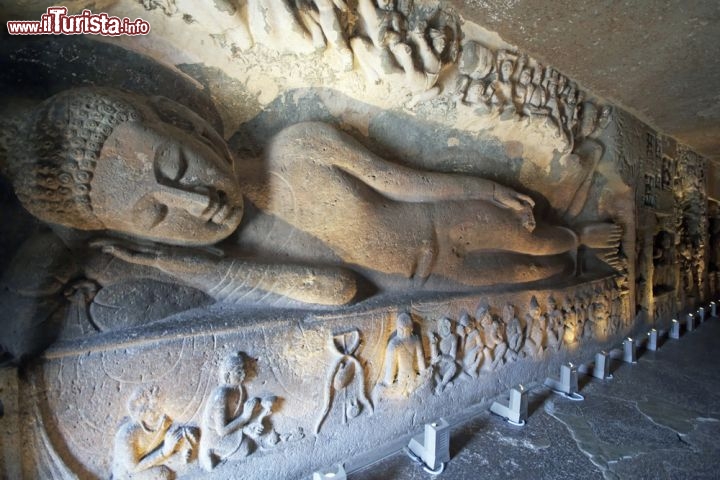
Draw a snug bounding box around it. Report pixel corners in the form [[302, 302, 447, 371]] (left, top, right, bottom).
[[7, 7, 151, 36]]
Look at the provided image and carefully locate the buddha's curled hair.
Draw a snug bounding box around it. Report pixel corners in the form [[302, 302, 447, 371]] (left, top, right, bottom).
[[4, 87, 232, 231], [5, 88, 141, 230]]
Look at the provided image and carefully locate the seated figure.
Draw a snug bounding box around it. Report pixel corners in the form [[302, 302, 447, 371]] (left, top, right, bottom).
[[199, 353, 276, 471], [379, 312, 426, 392], [112, 386, 197, 479], [0, 87, 623, 360]]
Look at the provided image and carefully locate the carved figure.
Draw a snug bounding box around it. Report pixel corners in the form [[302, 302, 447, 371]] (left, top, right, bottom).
[[527, 67, 547, 113], [574, 295, 587, 335], [679, 241, 694, 293], [562, 102, 613, 220], [428, 317, 459, 394], [245, 0, 320, 55], [351, 0, 405, 84], [0, 88, 624, 360], [477, 303, 507, 371], [693, 238, 706, 298], [404, 21, 443, 101], [561, 296, 578, 344], [355, 0, 404, 49], [379, 312, 426, 394], [591, 299, 609, 340], [582, 296, 596, 340], [594, 288, 611, 338], [522, 296, 545, 357], [112, 386, 198, 479], [388, 33, 441, 103], [455, 41, 494, 103], [295, 0, 353, 69], [199, 353, 278, 471], [653, 231, 675, 293], [608, 283, 623, 333], [315, 330, 373, 434], [463, 79, 492, 106], [456, 312, 482, 378], [542, 77, 562, 134], [487, 53, 515, 113], [502, 303, 523, 359], [514, 67, 535, 116], [545, 296, 563, 351]]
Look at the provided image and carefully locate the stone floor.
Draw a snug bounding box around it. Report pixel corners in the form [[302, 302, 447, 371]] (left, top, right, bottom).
[[352, 317, 720, 480]]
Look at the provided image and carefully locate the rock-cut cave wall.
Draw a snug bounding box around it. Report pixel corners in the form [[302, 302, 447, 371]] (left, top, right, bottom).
[[0, 1, 716, 478]]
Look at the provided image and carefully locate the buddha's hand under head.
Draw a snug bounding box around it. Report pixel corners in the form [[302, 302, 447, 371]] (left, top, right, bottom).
[[491, 184, 536, 232], [91, 239, 358, 307], [92, 238, 166, 267]]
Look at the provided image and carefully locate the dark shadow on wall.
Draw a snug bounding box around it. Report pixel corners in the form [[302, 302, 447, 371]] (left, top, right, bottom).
[[0, 32, 223, 131]]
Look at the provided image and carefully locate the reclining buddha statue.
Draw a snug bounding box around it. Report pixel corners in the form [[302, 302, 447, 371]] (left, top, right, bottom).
[[0, 88, 620, 359]]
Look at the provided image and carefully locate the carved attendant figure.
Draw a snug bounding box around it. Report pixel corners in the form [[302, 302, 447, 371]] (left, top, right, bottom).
[[503, 303, 523, 360], [522, 296, 546, 357], [545, 296, 563, 351], [428, 317, 459, 394], [478, 304, 508, 371], [112, 386, 197, 479], [561, 296, 579, 345], [456, 312, 482, 378], [199, 353, 277, 471], [380, 313, 426, 394], [488, 55, 515, 113]]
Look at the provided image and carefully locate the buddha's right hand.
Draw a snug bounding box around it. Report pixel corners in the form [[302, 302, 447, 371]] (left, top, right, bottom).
[[91, 238, 165, 267], [91, 238, 222, 273]]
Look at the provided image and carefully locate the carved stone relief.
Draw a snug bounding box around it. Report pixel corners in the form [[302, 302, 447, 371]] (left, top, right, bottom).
[[112, 386, 198, 479], [0, 1, 715, 478], [0, 86, 633, 365], [428, 317, 460, 394], [200, 352, 280, 471], [315, 330, 373, 434], [374, 313, 429, 398]]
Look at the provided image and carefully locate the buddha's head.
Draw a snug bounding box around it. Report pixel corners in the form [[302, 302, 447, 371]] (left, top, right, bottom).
[[4, 88, 243, 247]]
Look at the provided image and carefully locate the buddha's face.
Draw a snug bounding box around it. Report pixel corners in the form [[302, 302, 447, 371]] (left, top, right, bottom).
[[91, 120, 243, 246]]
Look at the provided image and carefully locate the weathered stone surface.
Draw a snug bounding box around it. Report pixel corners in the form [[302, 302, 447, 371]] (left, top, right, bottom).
[[0, 1, 715, 479], [446, 0, 720, 164]]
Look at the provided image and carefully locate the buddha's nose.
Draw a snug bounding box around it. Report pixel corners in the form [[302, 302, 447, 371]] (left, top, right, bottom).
[[153, 185, 212, 219]]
